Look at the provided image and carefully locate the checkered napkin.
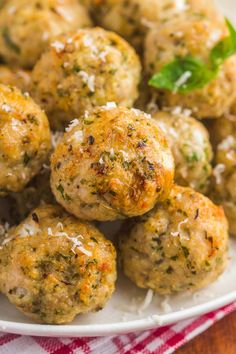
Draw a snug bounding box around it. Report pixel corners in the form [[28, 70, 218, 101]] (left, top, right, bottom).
[[0, 303, 235, 354]]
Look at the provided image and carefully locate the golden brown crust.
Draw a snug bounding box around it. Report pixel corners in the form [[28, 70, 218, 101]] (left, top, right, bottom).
[[30, 27, 141, 130], [0, 84, 51, 196], [0, 0, 92, 69], [50, 106, 174, 221], [0, 204, 117, 324], [119, 185, 229, 295]]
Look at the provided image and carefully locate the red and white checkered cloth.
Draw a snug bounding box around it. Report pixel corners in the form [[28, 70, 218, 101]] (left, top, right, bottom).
[[0, 303, 235, 354]]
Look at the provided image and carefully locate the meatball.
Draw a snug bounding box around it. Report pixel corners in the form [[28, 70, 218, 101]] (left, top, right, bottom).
[[0, 204, 116, 324], [0, 65, 31, 92], [119, 185, 229, 295], [209, 115, 236, 235], [144, 15, 236, 119], [31, 27, 141, 130], [153, 111, 213, 193], [0, 84, 51, 196], [85, 0, 218, 51], [50, 106, 175, 221], [84, 0, 162, 51], [0, 0, 91, 69]]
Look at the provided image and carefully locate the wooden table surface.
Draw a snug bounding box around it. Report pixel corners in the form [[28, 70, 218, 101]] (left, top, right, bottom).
[[176, 310, 236, 354]]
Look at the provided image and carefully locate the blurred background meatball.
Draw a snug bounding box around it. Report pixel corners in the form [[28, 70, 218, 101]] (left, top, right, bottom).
[[119, 185, 229, 295], [153, 111, 213, 193], [144, 14, 236, 119], [81, 0, 161, 51], [31, 27, 141, 130], [0, 204, 117, 324], [0, 84, 51, 196], [209, 112, 236, 235], [50, 106, 174, 221], [0, 0, 91, 69], [83, 0, 219, 51]]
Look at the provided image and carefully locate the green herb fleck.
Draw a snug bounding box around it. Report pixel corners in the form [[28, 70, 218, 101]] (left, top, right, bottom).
[[182, 246, 190, 258], [186, 152, 200, 163], [56, 184, 71, 201], [23, 152, 31, 165]]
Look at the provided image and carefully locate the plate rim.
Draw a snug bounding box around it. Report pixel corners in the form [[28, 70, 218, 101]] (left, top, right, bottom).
[[1, 291, 236, 337]]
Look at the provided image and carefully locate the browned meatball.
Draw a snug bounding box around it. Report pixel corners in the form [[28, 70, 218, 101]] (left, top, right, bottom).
[[50, 106, 175, 221]]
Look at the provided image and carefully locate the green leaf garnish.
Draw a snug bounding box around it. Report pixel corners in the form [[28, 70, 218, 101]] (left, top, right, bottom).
[[149, 18, 236, 94], [211, 18, 236, 67], [2, 27, 21, 54], [149, 56, 216, 94]]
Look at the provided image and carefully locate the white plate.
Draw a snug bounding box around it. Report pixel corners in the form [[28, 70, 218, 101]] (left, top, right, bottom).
[[0, 237, 236, 337], [0, 0, 236, 338]]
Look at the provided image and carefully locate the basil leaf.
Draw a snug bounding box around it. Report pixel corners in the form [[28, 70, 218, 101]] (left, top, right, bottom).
[[148, 56, 217, 94], [210, 19, 236, 67], [148, 18, 236, 94]]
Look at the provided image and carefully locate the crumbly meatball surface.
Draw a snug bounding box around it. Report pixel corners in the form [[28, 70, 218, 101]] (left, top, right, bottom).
[[0, 65, 31, 92], [209, 115, 236, 235], [50, 106, 174, 221], [119, 185, 229, 295], [144, 14, 236, 119], [0, 0, 91, 69], [31, 27, 141, 130], [0, 204, 117, 324], [0, 84, 51, 196], [153, 111, 213, 193]]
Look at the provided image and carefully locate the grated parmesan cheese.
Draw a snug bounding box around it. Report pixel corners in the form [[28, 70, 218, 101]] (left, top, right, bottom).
[[175, 71, 192, 89], [171, 106, 182, 115], [99, 156, 105, 165], [51, 40, 65, 53], [65, 118, 80, 132], [213, 164, 225, 185], [51, 131, 63, 148], [138, 289, 154, 314], [174, 0, 187, 12], [160, 296, 172, 313], [78, 71, 95, 92], [101, 102, 117, 110], [110, 148, 115, 159], [2, 104, 12, 113], [218, 135, 235, 151], [71, 130, 84, 143], [171, 218, 189, 240], [98, 50, 108, 62], [56, 6, 74, 21]]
